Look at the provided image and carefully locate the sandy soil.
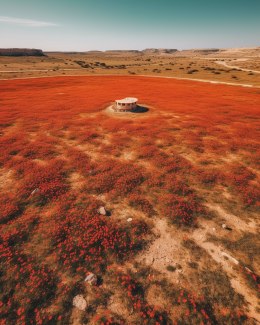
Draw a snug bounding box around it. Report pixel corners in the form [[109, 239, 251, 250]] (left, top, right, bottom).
[[191, 222, 260, 323], [0, 48, 259, 86], [216, 60, 260, 74]]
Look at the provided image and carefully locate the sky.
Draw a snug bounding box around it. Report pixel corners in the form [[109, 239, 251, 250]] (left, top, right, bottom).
[[0, 0, 259, 51]]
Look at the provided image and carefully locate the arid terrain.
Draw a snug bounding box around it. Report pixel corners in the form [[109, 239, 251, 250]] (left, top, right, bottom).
[[0, 47, 259, 87], [0, 72, 259, 324]]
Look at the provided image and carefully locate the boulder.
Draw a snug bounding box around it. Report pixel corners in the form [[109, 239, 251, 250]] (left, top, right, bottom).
[[97, 206, 107, 216], [222, 224, 232, 231], [84, 272, 97, 286], [72, 295, 87, 311]]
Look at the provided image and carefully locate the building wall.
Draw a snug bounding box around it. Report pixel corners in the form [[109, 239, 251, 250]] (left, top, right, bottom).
[[115, 102, 137, 111]]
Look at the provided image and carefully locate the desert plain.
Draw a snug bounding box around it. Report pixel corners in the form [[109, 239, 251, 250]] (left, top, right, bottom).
[[0, 47, 259, 324]]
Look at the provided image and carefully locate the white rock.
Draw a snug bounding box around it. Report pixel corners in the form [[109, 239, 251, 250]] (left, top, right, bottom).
[[127, 218, 133, 222], [222, 224, 227, 229], [73, 295, 87, 311], [245, 266, 254, 273], [221, 252, 239, 265], [97, 206, 107, 216], [84, 273, 97, 286], [31, 188, 39, 195]]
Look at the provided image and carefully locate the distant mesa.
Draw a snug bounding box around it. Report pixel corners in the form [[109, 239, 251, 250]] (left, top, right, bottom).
[[193, 48, 221, 54], [46, 50, 103, 54], [0, 48, 46, 57], [105, 50, 140, 53], [89, 48, 178, 55], [164, 49, 179, 54], [143, 48, 178, 54], [3, 46, 258, 58]]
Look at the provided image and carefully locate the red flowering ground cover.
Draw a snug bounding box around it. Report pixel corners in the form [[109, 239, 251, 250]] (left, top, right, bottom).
[[0, 76, 259, 324]]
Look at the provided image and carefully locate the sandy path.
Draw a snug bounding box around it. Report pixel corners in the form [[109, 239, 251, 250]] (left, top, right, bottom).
[[139, 74, 257, 87], [216, 60, 260, 74]]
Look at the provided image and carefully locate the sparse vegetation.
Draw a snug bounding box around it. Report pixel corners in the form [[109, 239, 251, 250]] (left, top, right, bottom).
[[0, 74, 259, 323], [0, 50, 259, 86]]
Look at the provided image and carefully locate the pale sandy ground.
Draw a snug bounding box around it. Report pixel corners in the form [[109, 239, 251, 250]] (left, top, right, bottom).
[[139, 74, 258, 87], [1, 47, 259, 86], [216, 60, 260, 74], [191, 224, 260, 323], [137, 210, 260, 322]]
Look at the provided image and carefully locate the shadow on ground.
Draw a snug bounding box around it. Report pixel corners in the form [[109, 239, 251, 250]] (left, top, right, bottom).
[[131, 105, 149, 113]]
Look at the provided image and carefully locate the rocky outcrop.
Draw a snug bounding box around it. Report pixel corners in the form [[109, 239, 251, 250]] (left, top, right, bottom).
[[193, 48, 221, 54], [142, 48, 178, 54], [0, 48, 46, 56]]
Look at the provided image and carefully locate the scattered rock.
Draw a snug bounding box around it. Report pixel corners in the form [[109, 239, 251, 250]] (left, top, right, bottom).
[[221, 252, 239, 265], [72, 295, 87, 311], [31, 188, 39, 195], [127, 218, 133, 222], [245, 266, 254, 273], [221, 224, 232, 231], [97, 206, 107, 216], [84, 272, 98, 286]]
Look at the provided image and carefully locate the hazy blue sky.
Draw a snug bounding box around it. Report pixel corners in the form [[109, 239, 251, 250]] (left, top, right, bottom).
[[0, 0, 259, 51]]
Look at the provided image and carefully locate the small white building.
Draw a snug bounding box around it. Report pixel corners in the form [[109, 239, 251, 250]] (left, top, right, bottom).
[[114, 97, 138, 112]]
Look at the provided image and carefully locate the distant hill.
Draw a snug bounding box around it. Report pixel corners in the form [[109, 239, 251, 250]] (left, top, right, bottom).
[[193, 48, 221, 54], [2, 46, 258, 58], [177, 47, 260, 57], [142, 48, 178, 54], [0, 48, 45, 57], [105, 50, 140, 53]]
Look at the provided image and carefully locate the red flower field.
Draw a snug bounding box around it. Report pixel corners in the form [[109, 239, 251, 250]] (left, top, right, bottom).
[[0, 75, 259, 324]]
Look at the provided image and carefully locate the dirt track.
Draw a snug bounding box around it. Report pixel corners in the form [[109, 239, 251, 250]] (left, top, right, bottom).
[[216, 60, 260, 74]]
